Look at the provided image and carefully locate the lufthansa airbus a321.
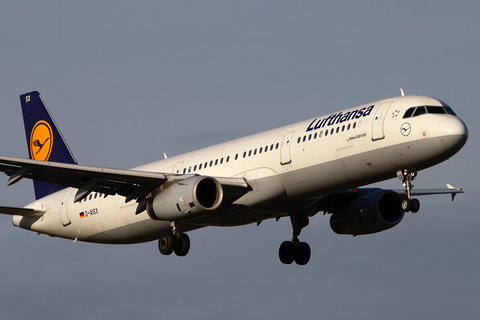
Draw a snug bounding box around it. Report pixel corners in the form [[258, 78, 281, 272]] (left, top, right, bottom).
[[0, 90, 468, 265]]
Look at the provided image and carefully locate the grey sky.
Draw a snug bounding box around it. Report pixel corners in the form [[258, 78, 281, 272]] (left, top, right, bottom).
[[0, 1, 479, 319]]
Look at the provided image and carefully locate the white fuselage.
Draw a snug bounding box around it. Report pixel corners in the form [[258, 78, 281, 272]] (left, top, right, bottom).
[[13, 95, 468, 244]]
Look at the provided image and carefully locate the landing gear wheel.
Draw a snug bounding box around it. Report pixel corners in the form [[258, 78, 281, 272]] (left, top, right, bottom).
[[279, 241, 311, 265], [402, 198, 420, 213], [398, 170, 421, 213], [295, 242, 311, 266], [279, 241, 295, 264], [402, 199, 411, 212], [158, 232, 175, 255], [410, 198, 420, 213], [279, 210, 315, 265], [174, 233, 190, 257]]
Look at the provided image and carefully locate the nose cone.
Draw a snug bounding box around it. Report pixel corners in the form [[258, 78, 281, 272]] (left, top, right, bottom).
[[437, 116, 468, 153]]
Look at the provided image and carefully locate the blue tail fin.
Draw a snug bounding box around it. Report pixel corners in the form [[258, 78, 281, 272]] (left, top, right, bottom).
[[20, 91, 77, 199]]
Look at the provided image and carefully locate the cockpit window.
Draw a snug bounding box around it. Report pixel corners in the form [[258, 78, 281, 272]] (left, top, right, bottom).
[[444, 106, 457, 116], [440, 100, 457, 115], [403, 107, 415, 118], [426, 106, 445, 114], [403, 104, 457, 118], [412, 106, 426, 117]]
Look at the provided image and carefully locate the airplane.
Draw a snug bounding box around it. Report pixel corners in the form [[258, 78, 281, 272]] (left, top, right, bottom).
[[0, 90, 468, 265]]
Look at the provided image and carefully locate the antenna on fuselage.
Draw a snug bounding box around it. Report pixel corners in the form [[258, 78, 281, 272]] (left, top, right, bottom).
[[400, 88, 405, 96]]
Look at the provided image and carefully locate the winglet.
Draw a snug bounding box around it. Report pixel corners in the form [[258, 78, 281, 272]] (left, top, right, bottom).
[[20, 91, 78, 199], [446, 184, 462, 201], [400, 88, 405, 97]]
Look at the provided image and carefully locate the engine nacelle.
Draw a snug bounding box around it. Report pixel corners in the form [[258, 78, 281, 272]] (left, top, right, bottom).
[[146, 176, 223, 221], [330, 190, 404, 236]]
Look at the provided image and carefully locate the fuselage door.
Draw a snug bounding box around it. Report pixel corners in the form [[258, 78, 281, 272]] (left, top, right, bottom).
[[60, 189, 74, 226], [172, 161, 184, 174], [280, 131, 295, 165], [371, 101, 393, 141]]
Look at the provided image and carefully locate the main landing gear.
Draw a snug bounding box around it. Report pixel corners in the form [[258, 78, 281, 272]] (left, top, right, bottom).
[[398, 169, 420, 213], [279, 211, 311, 265], [158, 222, 190, 257]]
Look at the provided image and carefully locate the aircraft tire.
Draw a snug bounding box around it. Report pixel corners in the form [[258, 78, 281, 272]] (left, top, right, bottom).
[[174, 233, 190, 257], [410, 198, 420, 213], [401, 199, 411, 212], [295, 242, 311, 266], [279, 241, 295, 264], [158, 232, 175, 255]]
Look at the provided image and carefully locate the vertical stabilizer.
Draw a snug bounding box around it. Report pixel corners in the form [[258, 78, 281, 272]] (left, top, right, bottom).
[[20, 91, 77, 199]]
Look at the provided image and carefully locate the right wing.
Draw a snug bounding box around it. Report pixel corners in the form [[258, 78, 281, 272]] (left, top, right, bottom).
[[0, 155, 249, 209]]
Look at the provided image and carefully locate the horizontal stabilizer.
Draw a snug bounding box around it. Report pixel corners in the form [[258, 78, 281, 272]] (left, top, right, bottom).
[[0, 206, 46, 217]]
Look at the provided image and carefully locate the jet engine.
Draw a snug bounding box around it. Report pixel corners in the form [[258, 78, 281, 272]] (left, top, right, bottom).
[[146, 176, 223, 221], [330, 190, 404, 236]]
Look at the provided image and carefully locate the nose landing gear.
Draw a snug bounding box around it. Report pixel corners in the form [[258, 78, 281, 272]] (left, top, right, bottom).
[[398, 170, 420, 213]]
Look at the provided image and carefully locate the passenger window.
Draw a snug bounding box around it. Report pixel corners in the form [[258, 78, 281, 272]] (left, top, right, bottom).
[[248, 150, 252, 156], [325, 130, 328, 136], [413, 106, 426, 117], [199, 163, 202, 170], [193, 165, 197, 171], [330, 128, 334, 135], [220, 158, 223, 164], [336, 127, 339, 133], [275, 143, 279, 149], [314, 132, 317, 139], [243, 152, 246, 158], [297, 137, 301, 144], [259, 148, 262, 154], [226, 156, 230, 162], [303, 136, 306, 142], [215, 159, 218, 165], [403, 107, 415, 118], [235, 154, 238, 160], [353, 122, 356, 129]]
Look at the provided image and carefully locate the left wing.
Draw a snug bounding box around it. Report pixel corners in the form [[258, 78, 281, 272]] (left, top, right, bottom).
[[394, 185, 463, 201]]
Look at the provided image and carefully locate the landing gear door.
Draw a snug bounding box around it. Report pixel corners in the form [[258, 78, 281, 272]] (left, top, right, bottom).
[[280, 131, 294, 165], [371, 101, 393, 141]]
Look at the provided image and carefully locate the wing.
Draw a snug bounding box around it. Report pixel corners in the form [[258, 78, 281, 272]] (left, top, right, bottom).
[[311, 186, 464, 217], [0, 155, 248, 208], [393, 185, 463, 201]]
